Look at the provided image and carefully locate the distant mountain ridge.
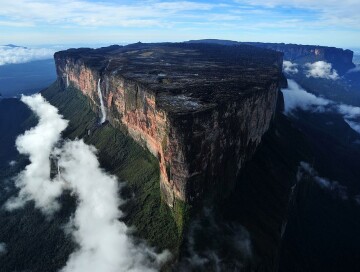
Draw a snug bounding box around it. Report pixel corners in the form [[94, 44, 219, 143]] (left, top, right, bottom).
[[187, 39, 355, 74], [2, 44, 27, 49]]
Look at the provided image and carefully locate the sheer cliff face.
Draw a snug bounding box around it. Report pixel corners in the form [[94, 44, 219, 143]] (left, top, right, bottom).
[[54, 43, 282, 206]]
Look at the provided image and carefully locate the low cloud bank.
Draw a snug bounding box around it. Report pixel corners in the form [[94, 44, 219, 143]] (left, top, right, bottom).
[[283, 60, 298, 74], [6, 94, 169, 271], [0, 45, 55, 66], [282, 79, 360, 134], [304, 61, 339, 80]]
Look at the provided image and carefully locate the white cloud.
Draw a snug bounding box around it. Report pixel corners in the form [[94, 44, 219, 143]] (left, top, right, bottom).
[[337, 104, 360, 133], [344, 119, 360, 134], [0, 0, 359, 46], [0, 242, 7, 255], [337, 104, 360, 119], [347, 66, 360, 73], [282, 79, 360, 135], [282, 79, 331, 113], [5, 94, 68, 215], [304, 61, 339, 80], [298, 162, 348, 200], [242, 0, 360, 28], [0, 0, 218, 28], [58, 140, 170, 272], [283, 60, 298, 74], [6, 94, 170, 271], [0, 45, 55, 65]]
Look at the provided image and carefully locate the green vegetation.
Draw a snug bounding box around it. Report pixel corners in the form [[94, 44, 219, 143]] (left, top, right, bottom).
[[42, 82, 181, 253], [173, 199, 191, 238]]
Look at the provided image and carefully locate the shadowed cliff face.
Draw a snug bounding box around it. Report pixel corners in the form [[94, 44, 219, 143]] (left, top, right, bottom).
[[54, 42, 283, 207]]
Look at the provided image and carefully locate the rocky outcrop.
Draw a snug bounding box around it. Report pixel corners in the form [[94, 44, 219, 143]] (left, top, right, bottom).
[[54, 43, 283, 207], [188, 39, 355, 74]]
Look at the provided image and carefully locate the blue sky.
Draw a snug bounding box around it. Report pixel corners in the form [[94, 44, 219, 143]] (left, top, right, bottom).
[[0, 0, 359, 48]]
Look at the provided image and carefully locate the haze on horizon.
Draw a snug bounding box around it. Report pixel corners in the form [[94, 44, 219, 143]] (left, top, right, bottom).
[[0, 0, 359, 49]]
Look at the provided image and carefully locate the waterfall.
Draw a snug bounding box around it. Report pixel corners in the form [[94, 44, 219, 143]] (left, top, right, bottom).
[[66, 74, 69, 87], [57, 159, 61, 180], [97, 79, 107, 124], [65, 63, 69, 88]]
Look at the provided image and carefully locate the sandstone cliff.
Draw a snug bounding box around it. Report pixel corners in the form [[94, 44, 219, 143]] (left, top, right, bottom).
[[54, 43, 283, 207]]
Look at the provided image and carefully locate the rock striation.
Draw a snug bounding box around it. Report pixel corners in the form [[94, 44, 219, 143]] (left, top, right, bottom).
[[54, 43, 283, 207]]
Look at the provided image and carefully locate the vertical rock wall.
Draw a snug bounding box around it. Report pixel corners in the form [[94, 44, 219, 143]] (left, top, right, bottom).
[[55, 56, 280, 207]]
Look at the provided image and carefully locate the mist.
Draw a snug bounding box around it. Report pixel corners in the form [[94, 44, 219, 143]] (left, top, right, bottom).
[[298, 162, 348, 200], [5, 94, 169, 271], [0, 242, 7, 255], [177, 207, 252, 271]]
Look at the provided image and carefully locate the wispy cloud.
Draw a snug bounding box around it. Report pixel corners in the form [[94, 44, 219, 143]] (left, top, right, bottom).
[[0, 0, 358, 46], [0, 45, 55, 65], [304, 61, 339, 80], [347, 66, 360, 73], [344, 119, 360, 134], [6, 94, 170, 271], [282, 79, 360, 134], [0, 20, 34, 27], [0, 242, 7, 255], [298, 162, 349, 200], [337, 104, 360, 133], [178, 207, 252, 270], [0, 0, 218, 28], [241, 0, 360, 28]]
